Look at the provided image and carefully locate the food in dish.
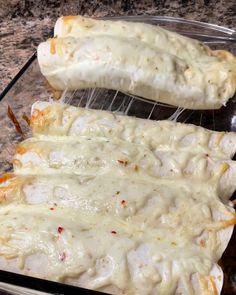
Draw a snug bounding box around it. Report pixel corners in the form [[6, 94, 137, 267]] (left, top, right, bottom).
[[37, 16, 236, 110], [0, 101, 235, 295], [31, 101, 236, 159]]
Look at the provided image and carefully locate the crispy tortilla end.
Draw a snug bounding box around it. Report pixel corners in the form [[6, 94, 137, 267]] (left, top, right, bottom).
[[30, 108, 51, 128], [220, 163, 230, 176], [221, 215, 236, 228], [49, 37, 58, 55], [212, 50, 236, 63], [12, 159, 22, 168], [0, 174, 15, 184], [200, 275, 218, 295], [63, 15, 78, 24], [15, 145, 27, 155]]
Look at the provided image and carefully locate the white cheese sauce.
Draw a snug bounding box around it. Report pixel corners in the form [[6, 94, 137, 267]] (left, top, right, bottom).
[[0, 103, 235, 294]]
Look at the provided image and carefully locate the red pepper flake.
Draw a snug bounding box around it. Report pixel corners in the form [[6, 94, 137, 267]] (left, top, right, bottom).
[[59, 251, 66, 261], [58, 226, 64, 234], [111, 230, 117, 235], [121, 200, 127, 207], [49, 207, 54, 211], [117, 160, 128, 166], [200, 239, 206, 247]]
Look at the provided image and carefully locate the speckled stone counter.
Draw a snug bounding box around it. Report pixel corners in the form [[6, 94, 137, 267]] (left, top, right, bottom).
[[0, 0, 236, 93]]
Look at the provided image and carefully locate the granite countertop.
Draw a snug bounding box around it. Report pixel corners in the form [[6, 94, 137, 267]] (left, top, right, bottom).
[[0, 0, 236, 94]]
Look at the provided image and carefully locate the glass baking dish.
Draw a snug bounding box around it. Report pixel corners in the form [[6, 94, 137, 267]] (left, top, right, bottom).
[[0, 16, 235, 295]]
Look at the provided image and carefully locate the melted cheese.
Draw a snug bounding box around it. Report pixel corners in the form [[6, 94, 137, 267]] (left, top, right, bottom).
[[0, 204, 220, 290], [13, 136, 236, 201], [31, 101, 236, 159], [38, 17, 236, 109], [0, 173, 234, 253], [54, 15, 211, 61], [0, 102, 235, 294], [0, 179, 234, 294]]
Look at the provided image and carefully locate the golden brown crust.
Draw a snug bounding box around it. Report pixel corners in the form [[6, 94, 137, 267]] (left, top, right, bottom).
[[0, 189, 9, 203], [63, 15, 78, 24], [221, 215, 236, 228], [209, 276, 218, 295], [0, 174, 19, 204], [199, 275, 218, 295], [0, 174, 14, 184], [12, 159, 22, 168], [211, 50, 236, 91], [63, 15, 95, 29], [49, 37, 57, 55], [219, 163, 230, 176], [30, 108, 52, 130], [15, 145, 27, 155], [212, 50, 236, 63]]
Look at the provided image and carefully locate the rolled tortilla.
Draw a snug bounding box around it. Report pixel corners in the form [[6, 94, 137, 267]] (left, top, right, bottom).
[[0, 255, 225, 295], [12, 137, 236, 201], [37, 34, 236, 110], [0, 173, 221, 222], [31, 101, 236, 159], [54, 15, 212, 61], [0, 180, 233, 295], [38, 17, 236, 109]]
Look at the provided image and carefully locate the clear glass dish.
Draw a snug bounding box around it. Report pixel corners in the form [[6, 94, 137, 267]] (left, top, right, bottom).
[[0, 16, 235, 295]]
